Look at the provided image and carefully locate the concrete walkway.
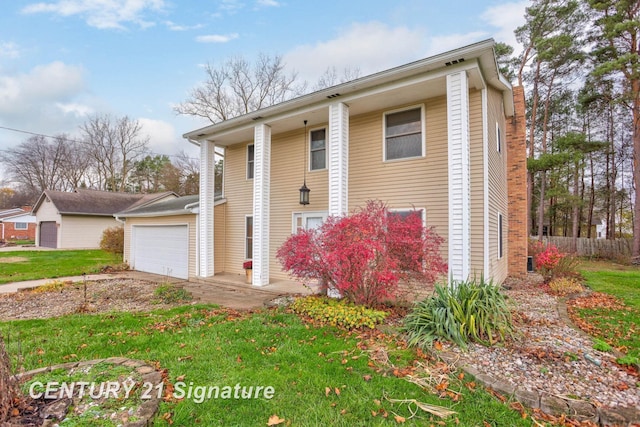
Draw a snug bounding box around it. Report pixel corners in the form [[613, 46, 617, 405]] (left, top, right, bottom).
[[0, 270, 313, 310], [0, 274, 126, 294]]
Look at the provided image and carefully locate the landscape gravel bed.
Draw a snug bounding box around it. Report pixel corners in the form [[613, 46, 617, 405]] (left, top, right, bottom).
[[440, 278, 639, 415], [0, 278, 188, 320]]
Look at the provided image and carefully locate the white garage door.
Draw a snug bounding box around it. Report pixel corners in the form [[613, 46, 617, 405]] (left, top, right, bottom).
[[132, 225, 189, 279]]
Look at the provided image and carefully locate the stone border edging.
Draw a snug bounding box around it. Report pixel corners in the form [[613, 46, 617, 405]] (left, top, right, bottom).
[[431, 294, 640, 427], [14, 357, 162, 427]]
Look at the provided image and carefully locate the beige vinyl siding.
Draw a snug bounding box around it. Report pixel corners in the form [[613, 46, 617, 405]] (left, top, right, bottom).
[[270, 128, 329, 280], [487, 87, 509, 282], [469, 89, 485, 276], [223, 128, 329, 281], [60, 215, 119, 249], [214, 203, 226, 274], [348, 98, 449, 261], [123, 214, 198, 277], [221, 142, 254, 277]]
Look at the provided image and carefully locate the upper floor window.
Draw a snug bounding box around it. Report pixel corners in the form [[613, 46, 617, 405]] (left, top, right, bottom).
[[310, 128, 327, 171], [384, 106, 424, 161], [247, 144, 254, 179], [14, 222, 28, 230]]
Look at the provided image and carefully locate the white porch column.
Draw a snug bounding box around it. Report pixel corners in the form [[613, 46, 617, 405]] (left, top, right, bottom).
[[328, 102, 349, 217], [199, 139, 215, 277], [447, 71, 471, 283], [252, 124, 271, 286]]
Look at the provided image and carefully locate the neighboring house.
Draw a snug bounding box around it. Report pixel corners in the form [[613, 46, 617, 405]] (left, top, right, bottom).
[[32, 189, 176, 249], [181, 39, 527, 286], [115, 195, 219, 280], [0, 207, 36, 242], [596, 218, 607, 240]]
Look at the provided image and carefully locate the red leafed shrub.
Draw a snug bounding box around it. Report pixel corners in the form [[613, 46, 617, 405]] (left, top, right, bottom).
[[535, 244, 564, 278], [276, 200, 447, 306]]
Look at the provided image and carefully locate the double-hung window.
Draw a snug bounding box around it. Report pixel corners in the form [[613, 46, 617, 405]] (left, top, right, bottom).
[[310, 128, 327, 170], [247, 144, 255, 179], [384, 106, 424, 161], [245, 216, 253, 260], [498, 213, 503, 259]]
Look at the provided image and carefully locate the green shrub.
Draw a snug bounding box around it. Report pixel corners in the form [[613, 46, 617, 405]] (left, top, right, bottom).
[[290, 296, 388, 329], [403, 278, 513, 350], [100, 226, 124, 255], [153, 284, 193, 304]]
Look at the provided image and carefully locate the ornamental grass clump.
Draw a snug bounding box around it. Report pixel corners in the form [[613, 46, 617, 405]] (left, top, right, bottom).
[[403, 278, 513, 350]]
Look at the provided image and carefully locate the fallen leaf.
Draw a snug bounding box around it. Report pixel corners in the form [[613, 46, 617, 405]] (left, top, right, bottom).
[[334, 387, 341, 396], [363, 374, 372, 382], [176, 375, 186, 381], [267, 414, 285, 426], [394, 415, 406, 423], [325, 387, 331, 397]]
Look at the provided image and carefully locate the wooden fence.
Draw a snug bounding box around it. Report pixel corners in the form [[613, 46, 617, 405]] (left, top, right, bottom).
[[536, 236, 633, 258]]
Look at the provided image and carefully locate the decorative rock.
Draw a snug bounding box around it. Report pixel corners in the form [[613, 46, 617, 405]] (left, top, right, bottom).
[[40, 398, 71, 420], [539, 393, 569, 416], [514, 387, 540, 409], [567, 400, 598, 424]]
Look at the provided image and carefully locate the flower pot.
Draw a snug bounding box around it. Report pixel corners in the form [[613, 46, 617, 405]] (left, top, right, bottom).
[[245, 269, 252, 284]]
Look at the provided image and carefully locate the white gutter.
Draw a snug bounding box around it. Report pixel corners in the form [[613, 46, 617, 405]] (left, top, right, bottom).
[[114, 215, 125, 225]]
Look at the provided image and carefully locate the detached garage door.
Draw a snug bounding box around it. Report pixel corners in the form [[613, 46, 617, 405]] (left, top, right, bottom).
[[132, 225, 189, 279], [40, 221, 57, 248]]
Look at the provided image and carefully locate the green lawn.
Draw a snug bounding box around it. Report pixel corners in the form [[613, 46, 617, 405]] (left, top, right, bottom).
[[576, 261, 640, 361], [1, 306, 534, 426], [0, 250, 122, 284]]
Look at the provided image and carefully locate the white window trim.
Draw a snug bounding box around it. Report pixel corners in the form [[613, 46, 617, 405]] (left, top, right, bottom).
[[245, 215, 253, 260], [382, 104, 426, 162], [309, 127, 328, 171], [496, 122, 502, 154], [497, 212, 504, 260], [291, 211, 328, 233], [246, 143, 255, 180], [388, 207, 427, 226], [14, 222, 28, 230]]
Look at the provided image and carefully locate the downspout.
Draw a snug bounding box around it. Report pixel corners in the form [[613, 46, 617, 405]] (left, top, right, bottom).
[[1, 222, 4, 241]]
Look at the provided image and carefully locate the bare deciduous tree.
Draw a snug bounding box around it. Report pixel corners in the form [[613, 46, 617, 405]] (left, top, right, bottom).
[[80, 114, 149, 192], [313, 66, 361, 91], [0, 134, 88, 194], [174, 54, 304, 123]]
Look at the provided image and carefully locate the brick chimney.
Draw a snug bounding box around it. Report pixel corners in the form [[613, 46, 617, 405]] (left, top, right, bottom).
[[506, 86, 528, 278]]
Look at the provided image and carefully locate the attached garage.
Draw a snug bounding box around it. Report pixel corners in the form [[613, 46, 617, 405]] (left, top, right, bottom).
[[39, 221, 58, 248], [131, 225, 189, 279]]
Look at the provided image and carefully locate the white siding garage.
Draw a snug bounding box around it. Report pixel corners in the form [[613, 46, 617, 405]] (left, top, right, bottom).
[[132, 225, 189, 279]]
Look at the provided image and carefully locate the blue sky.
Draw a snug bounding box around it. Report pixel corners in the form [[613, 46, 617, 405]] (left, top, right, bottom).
[[0, 0, 528, 170]]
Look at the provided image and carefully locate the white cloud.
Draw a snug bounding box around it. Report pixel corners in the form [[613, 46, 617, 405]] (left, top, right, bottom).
[[256, 0, 280, 7], [284, 22, 427, 83], [138, 117, 181, 154], [165, 21, 203, 31], [0, 42, 20, 59], [0, 61, 85, 114], [426, 32, 489, 56], [196, 33, 239, 43], [480, 1, 528, 48], [21, 0, 166, 30], [0, 62, 93, 151], [56, 102, 94, 117]]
